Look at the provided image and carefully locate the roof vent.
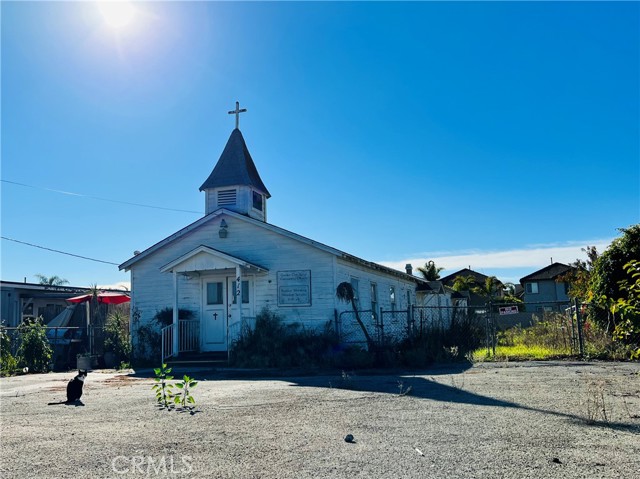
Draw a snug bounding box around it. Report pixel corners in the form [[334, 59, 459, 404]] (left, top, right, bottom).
[[218, 189, 237, 206]]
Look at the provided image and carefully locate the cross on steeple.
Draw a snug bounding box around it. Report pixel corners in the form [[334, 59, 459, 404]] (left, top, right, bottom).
[[228, 101, 247, 129]]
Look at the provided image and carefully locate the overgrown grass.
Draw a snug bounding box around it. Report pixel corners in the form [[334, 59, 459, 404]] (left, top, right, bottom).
[[231, 308, 485, 369], [473, 344, 569, 361], [475, 313, 573, 361], [229, 309, 339, 368], [474, 311, 629, 361]]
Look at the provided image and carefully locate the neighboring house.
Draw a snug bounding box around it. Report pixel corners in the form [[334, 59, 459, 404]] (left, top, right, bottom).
[[418, 281, 455, 308], [519, 263, 575, 313], [0, 281, 91, 327], [119, 125, 433, 358], [439, 268, 503, 310], [413, 280, 465, 329]]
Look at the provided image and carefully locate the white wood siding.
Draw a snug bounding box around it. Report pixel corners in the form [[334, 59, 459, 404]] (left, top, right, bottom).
[[127, 212, 422, 351], [335, 259, 417, 317], [129, 213, 338, 335]]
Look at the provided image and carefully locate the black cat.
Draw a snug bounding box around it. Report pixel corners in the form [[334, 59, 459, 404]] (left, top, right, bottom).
[[48, 370, 87, 405], [66, 369, 87, 402]]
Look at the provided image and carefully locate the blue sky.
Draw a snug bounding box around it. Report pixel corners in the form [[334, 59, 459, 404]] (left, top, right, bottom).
[[2, 1, 638, 289]]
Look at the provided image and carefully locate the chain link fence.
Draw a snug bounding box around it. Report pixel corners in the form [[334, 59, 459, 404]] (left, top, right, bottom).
[[337, 300, 601, 358], [337, 310, 379, 345]]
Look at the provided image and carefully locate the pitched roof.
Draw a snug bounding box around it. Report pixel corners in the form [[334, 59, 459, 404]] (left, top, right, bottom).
[[199, 128, 271, 197], [519, 262, 575, 284], [119, 209, 426, 285], [439, 268, 493, 286]]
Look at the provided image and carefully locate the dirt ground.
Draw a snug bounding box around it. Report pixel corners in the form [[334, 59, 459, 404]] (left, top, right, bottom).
[[1, 361, 639, 478]]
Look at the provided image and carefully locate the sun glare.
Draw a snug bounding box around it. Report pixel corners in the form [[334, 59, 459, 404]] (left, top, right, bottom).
[[99, 1, 136, 29]]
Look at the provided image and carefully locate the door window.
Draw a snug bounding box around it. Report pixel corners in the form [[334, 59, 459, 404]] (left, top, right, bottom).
[[232, 280, 250, 304], [206, 282, 224, 305]]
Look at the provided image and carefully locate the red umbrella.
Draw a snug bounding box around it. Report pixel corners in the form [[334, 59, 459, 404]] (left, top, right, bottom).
[[67, 292, 130, 305]]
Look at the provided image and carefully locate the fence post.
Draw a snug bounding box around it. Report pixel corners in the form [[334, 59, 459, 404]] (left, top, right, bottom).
[[489, 301, 496, 356], [574, 299, 585, 358], [485, 314, 491, 357]]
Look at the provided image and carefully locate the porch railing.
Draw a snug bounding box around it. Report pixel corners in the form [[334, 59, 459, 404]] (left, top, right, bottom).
[[161, 320, 201, 363], [179, 320, 200, 353], [161, 325, 173, 363]]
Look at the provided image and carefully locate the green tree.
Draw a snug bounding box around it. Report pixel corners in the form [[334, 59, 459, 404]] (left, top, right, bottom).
[[590, 225, 640, 303], [607, 260, 640, 358], [18, 317, 52, 373], [502, 282, 516, 296], [495, 283, 522, 305], [34, 274, 69, 286], [0, 323, 18, 374], [104, 310, 132, 364], [452, 275, 476, 292], [472, 276, 503, 301], [558, 246, 599, 301], [416, 261, 444, 281]]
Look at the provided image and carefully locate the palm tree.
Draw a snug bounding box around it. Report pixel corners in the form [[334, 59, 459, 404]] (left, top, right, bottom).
[[452, 275, 476, 292], [35, 274, 69, 286], [502, 282, 516, 296], [416, 261, 444, 281], [86, 283, 103, 326], [472, 276, 503, 300], [336, 282, 374, 350]]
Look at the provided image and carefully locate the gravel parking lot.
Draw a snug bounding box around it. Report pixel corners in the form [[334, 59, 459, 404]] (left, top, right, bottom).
[[1, 361, 639, 478]]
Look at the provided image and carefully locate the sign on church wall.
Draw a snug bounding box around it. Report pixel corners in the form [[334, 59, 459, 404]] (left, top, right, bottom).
[[277, 270, 311, 307]]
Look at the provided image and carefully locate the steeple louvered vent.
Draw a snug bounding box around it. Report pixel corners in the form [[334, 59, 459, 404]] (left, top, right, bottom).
[[218, 189, 237, 206]]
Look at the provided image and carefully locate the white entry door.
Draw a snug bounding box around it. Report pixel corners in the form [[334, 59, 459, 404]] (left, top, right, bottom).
[[202, 279, 227, 352]]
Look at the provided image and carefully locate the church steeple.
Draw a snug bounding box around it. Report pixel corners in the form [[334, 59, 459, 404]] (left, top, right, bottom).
[[200, 103, 270, 221]]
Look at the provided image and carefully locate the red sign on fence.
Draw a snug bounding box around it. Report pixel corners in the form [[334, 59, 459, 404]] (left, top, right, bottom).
[[498, 306, 519, 315]]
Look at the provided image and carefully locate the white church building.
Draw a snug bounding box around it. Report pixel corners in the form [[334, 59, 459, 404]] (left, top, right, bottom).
[[119, 105, 437, 360]]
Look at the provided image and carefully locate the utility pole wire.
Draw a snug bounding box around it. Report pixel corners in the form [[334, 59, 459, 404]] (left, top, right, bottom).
[[1, 179, 202, 214], [1, 236, 121, 266]]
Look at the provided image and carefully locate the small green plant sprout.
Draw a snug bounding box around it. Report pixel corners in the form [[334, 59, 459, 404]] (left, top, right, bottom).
[[174, 374, 198, 410], [152, 363, 175, 409]]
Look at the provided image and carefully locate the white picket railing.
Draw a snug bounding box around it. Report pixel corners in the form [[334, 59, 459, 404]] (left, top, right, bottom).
[[179, 320, 200, 353], [161, 320, 201, 363], [161, 325, 173, 363]]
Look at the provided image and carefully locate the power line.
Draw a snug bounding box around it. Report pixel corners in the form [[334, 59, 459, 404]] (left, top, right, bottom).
[[1, 236, 120, 266], [1, 179, 202, 215]]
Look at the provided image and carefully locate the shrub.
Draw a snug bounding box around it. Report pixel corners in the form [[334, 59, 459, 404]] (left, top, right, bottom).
[[153, 307, 195, 327], [104, 310, 132, 364], [230, 309, 339, 368], [131, 309, 159, 365], [134, 323, 161, 365], [131, 308, 195, 366], [0, 325, 18, 376], [18, 317, 52, 373]]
